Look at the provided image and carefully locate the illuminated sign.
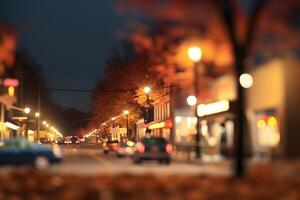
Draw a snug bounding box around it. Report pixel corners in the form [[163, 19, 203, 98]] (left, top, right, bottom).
[[149, 122, 165, 130], [197, 99, 230, 117], [147, 119, 172, 130], [3, 78, 19, 87]]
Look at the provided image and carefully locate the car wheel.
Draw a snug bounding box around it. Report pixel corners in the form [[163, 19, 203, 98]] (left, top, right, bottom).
[[34, 156, 50, 170]]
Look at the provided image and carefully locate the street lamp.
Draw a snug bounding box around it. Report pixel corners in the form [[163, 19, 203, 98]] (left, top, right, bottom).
[[187, 95, 197, 106], [188, 45, 202, 159], [143, 86, 152, 123], [23, 107, 31, 139], [143, 86, 151, 94], [24, 107, 31, 114], [112, 117, 115, 128], [239, 73, 253, 89], [35, 112, 40, 142], [123, 110, 129, 139]]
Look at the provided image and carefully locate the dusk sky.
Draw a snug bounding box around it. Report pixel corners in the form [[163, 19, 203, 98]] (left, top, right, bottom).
[[0, 0, 128, 111]]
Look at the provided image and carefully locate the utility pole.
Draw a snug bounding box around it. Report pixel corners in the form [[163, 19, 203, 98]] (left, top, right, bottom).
[[37, 82, 41, 141]]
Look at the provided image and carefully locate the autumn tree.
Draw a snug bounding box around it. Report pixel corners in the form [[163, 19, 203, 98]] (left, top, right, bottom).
[[89, 43, 166, 130], [0, 22, 17, 76]]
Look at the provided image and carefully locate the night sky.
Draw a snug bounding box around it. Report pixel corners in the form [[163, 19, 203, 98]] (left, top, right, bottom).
[[0, 0, 127, 111]]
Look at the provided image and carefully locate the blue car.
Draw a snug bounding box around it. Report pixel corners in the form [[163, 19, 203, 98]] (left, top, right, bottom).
[[0, 138, 62, 169]]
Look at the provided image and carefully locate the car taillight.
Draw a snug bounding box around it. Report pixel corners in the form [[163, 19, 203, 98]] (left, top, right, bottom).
[[166, 144, 173, 154], [136, 143, 145, 154]]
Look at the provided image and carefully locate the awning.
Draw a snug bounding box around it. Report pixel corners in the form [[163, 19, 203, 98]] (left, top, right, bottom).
[[143, 119, 172, 130]]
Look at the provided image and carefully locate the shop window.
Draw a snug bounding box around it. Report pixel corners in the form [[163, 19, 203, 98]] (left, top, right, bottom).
[[255, 109, 280, 149]]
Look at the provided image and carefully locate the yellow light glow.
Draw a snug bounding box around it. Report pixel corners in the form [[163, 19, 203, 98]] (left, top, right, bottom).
[[267, 117, 277, 127], [24, 107, 31, 114], [124, 110, 129, 115], [197, 100, 230, 117], [149, 122, 165, 130], [188, 46, 202, 62], [186, 95, 197, 106], [143, 86, 151, 94], [8, 86, 14, 97], [239, 73, 253, 89], [112, 117, 115, 121], [35, 112, 40, 117], [257, 119, 266, 129]]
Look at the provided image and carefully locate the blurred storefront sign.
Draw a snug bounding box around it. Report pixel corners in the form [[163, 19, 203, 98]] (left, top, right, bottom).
[[197, 99, 230, 117], [145, 119, 172, 130], [3, 78, 19, 87]]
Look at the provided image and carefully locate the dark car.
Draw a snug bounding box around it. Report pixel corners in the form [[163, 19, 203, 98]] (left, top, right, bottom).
[[102, 140, 119, 154], [70, 136, 79, 144], [0, 138, 62, 169], [55, 138, 65, 145], [132, 137, 172, 164]]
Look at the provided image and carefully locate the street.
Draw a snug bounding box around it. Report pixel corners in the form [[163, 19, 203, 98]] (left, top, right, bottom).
[[0, 144, 232, 176]]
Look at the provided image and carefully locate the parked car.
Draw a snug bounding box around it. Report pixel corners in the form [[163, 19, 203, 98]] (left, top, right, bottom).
[[102, 140, 119, 154], [55, 138, 65, 145], [39, 137, 50, 144], [132, 137, 172, 164], [0, 138, 62, 169], [116, 140, 135, 157], [70, 136, 80, 144], [64, 136, 79, 145]]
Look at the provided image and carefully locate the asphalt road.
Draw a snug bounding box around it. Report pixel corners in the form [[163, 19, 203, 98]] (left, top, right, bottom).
[[0, 144, 232, 176]]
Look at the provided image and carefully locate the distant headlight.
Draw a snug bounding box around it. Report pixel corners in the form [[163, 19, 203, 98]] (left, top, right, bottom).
[[52, 145, 63, 158]]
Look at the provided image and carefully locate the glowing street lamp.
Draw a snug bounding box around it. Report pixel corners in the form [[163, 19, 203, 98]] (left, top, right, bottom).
[[24, 107, 31, 114], [239, 73, 253, 89], [188, 46, 202, 62], [23, 107, 31, 139], [124, 110, 129, 139], [188, 45, 202, 159], [143, 86, 151, 94], [186, 95, 197, 106], [35, 112, 40, 142]]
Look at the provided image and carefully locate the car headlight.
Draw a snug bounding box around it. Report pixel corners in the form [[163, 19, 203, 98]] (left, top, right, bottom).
[[52, 145, 63, 158]]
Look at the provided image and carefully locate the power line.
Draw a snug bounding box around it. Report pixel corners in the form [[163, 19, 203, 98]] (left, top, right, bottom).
[[40, 85, 174, 93], [40, 88, 130, 93]]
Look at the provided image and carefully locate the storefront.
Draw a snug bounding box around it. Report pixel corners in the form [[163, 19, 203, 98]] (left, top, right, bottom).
[[143, 119, 172, 142], [246, 59, 300, 158], [196, 100, 235, 159], [135, 119, 146, 141]]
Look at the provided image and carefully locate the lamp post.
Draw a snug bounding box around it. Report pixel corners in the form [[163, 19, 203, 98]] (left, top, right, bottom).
[[143, 86, 152, 123], [124, 110, 129, 139], [35, 112, 40, 142], [188, 46, 202, 159], [24, 107, 30, 139], [112, 117, 115, 128]]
